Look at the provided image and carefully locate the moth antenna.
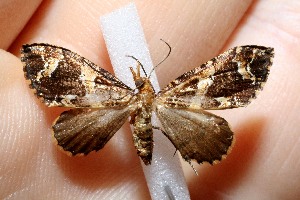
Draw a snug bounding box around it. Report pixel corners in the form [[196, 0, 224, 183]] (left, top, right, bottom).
[[126, 55, 148, 77], [148, 39, 172, 79]]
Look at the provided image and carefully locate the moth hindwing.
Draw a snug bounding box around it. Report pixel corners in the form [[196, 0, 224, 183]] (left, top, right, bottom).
[[21, 43, 274, 166]]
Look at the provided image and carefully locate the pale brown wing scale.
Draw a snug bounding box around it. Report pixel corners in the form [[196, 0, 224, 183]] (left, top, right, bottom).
[[53, 106, 136, 155], [155, 104, 234, 164]]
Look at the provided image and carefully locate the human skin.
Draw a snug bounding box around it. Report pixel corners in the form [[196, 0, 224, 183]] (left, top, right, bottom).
[[1, 0, 300, 199]]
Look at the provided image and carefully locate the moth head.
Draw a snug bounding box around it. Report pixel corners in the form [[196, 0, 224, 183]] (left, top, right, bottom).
[[129, 66, 146, 88], [134, 77, 146, 88]]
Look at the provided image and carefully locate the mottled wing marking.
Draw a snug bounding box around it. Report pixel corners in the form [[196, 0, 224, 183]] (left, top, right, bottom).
[[21, 43, 274, 169], [156, 46, 274, 110], [21, 43, 134, 108], [53, 105, 136, 155], [155, 104, 234, 164]]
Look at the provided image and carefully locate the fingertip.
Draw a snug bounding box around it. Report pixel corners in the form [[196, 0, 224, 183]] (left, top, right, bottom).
[[0, 0, 43, 49]]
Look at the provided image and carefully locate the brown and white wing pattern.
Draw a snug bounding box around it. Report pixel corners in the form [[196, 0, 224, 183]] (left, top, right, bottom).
[[53, 106, 136, 155], [21, 43, 133, 108], [155, 104, 233, 164], [156, 46, 274, 110]]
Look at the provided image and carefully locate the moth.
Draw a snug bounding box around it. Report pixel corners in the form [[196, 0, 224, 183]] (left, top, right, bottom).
[[21, 44, 274, 166]]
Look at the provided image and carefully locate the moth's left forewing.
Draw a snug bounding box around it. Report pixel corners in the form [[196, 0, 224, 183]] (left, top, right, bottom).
[[156, 46, 274, 110], [21, 43, 134, 108]]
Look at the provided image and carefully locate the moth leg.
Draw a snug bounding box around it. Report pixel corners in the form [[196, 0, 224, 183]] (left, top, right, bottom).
[[173, 150, 178, 157], [130, 110, 138, 124], [152, 125, 198, 174], [152, 126, 164, 132], [188, 160, 198, 176]]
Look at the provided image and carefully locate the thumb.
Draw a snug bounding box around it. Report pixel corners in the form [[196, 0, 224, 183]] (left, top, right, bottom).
[[0, 49, 50, 197]]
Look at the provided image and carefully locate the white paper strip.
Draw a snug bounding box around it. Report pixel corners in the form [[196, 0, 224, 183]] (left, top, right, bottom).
[[100, 3, 190, 200]]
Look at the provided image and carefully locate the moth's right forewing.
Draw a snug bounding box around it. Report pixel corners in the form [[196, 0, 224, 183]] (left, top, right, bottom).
[[157, 46, 274, 110]]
